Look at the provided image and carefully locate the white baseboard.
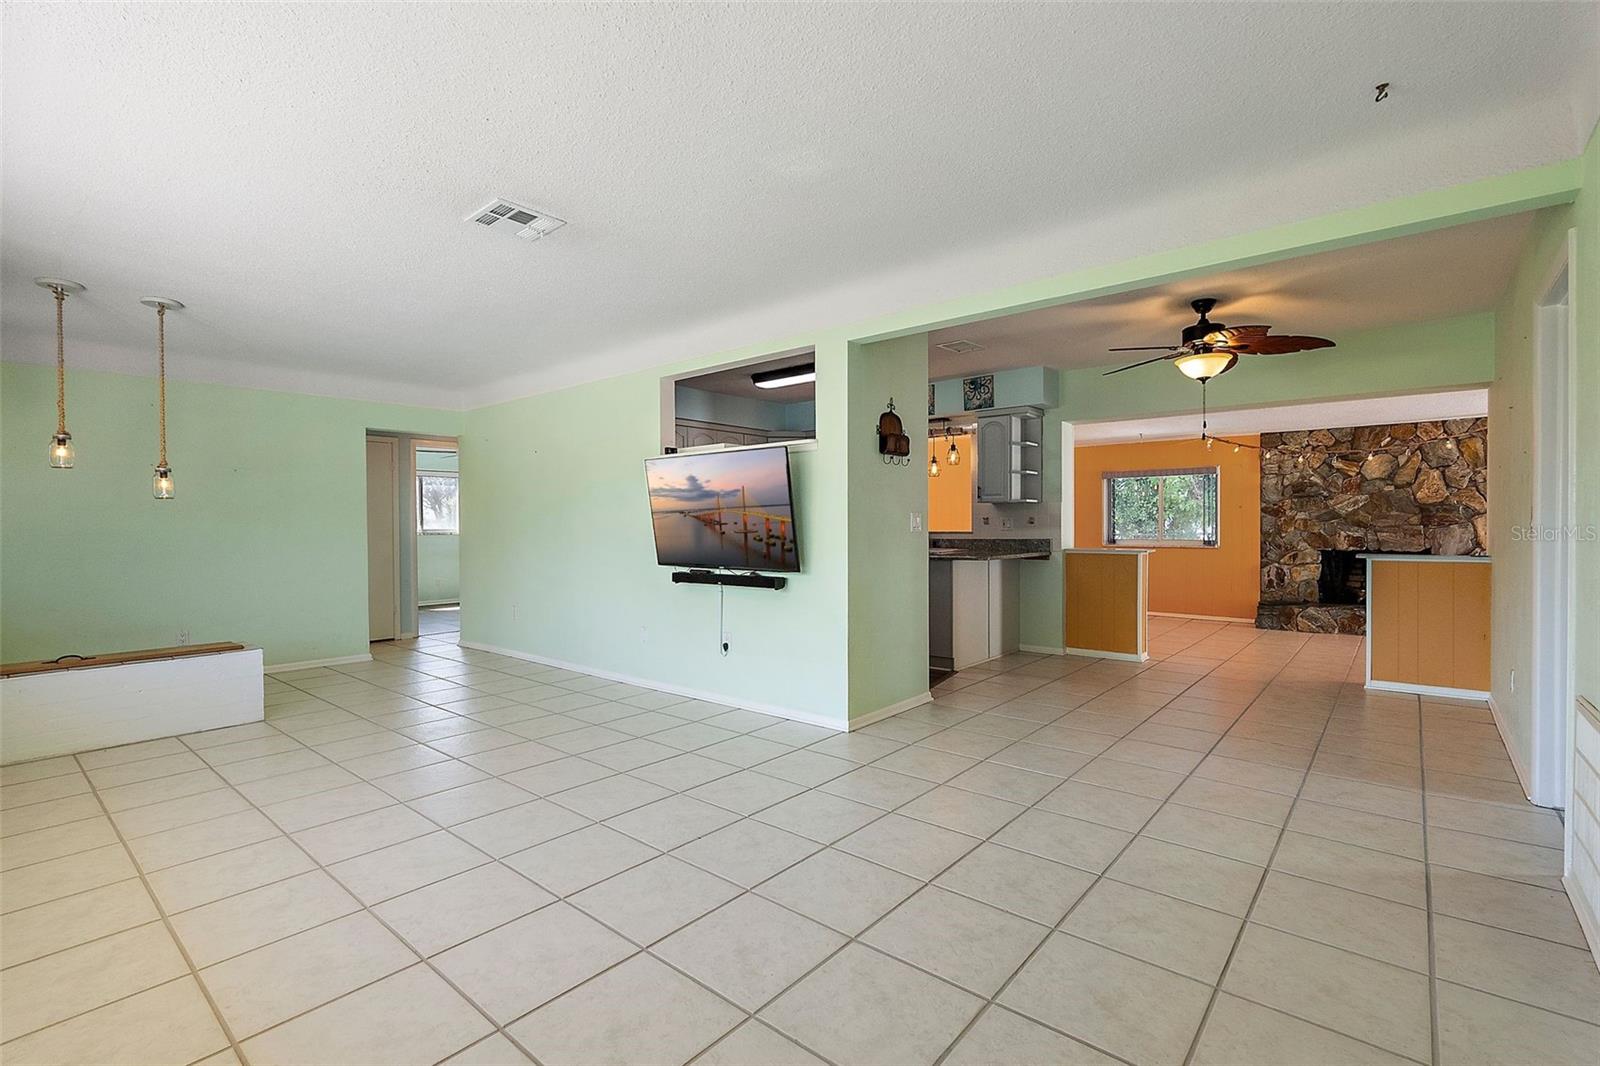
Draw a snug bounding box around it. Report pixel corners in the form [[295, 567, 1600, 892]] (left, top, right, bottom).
[[1149, 611, 1256, 623], [849, 690, 933, 730], [1485, 695, 1537, 805], [1365, 679, 1490, 701], [266, 653, 373, 674], [459, 641, 850, 732], [1019, 644, 1066, 656], [1563, 873, 1600, 965], [1063, 646, 1149, 663]]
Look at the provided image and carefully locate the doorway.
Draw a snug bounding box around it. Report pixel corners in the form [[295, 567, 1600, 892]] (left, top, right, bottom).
[[1531, 240, 1575, 809], [414, 441, 461, 646], [366, 435, 400, 641]]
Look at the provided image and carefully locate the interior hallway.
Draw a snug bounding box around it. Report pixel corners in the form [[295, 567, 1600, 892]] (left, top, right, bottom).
[[1, 625, 1594, 1064]]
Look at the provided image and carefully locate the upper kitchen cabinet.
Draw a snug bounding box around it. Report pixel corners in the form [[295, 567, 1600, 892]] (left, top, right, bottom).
[[976, 409, 1044, 503]]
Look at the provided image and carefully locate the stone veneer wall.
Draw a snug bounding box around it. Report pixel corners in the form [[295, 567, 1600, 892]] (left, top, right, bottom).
[[1258, 418, 1489, 632]]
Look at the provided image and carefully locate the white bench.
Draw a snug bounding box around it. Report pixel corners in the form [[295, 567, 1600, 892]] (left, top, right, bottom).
[[1, 643, 264, 765]]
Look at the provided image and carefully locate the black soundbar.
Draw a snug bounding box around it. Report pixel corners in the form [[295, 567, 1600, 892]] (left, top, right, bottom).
[[670, 569, 787, 590]]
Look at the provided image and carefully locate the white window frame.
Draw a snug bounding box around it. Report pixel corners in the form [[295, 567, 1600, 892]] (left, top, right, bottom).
[[1103, 466, 1220, 548], [416, 470, 460, 535]]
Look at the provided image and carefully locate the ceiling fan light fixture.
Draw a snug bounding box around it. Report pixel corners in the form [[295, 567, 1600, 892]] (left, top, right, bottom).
[[1174, 351, 1236, 381]]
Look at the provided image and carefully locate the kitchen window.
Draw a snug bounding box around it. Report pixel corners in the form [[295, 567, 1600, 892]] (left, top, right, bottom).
[[1104, 467, 1219, 546], [418, 473, 459, 534]]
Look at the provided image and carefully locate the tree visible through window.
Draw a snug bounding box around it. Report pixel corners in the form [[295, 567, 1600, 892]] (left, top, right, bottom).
[[418, 474, 459, 533], [1105, 468, 1218, 546]]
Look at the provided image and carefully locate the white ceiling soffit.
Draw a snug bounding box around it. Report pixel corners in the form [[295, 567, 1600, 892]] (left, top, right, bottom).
[[928, 212, 1535, 378], [678, 353, 818, 403], [1, 4, 1595, 410], [1074, 388, 1490, 446]]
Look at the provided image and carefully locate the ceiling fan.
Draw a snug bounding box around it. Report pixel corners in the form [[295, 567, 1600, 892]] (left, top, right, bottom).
[[1103, 297, 1335, 381]]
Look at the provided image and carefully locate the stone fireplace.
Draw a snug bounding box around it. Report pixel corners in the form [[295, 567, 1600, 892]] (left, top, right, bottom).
[[1257, 418, 1488, 634]]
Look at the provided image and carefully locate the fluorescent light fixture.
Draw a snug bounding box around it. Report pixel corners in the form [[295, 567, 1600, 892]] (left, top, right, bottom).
[[751, 363, 816, 390]]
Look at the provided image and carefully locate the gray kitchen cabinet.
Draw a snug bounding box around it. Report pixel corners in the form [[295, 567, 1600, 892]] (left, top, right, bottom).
[[975, 410, 1044, 503]]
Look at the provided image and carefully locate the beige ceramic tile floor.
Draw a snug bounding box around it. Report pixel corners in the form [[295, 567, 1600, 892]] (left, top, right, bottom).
[[2, 616, 1596, 1065]]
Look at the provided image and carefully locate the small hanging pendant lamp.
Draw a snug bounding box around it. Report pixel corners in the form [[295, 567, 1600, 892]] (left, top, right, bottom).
[[945, 427, 961, 467], [36, 277, 86, 468], [141, 297, 183, 499]]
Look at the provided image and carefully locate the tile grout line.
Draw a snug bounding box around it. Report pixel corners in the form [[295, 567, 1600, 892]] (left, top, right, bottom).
[[931, 626, 1317, 1066], [65, 751, 253, 1066], [1178, 640, 1355, 1066], [1419, 686, 1443, 1066]]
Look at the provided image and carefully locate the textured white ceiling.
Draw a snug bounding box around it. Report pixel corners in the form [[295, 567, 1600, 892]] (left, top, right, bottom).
[[2, 3, 1595, 408], [928, 212, 1534, 378]]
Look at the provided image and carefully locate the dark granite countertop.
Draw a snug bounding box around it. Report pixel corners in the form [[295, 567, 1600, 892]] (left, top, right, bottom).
[[928, 537, 1052, 561]]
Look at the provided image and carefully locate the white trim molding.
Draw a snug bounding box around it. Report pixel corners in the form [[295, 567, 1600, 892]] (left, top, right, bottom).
[[1365, 678, 1490, 701], [266, 653, 374, 674], [1149, 611, 1257, 624], [849, 691, 933, 731], [459, 640, 851, 732], [1487, 695, 1537, 805], [1064, 647, 1150, 663]]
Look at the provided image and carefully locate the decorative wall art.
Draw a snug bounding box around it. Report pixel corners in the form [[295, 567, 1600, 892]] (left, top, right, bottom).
[[962, 374, 994, 411]]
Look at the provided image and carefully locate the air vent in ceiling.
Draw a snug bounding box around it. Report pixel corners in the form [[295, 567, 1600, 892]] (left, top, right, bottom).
[[465, 198, 567, 241], [936, 339, 986, 354]]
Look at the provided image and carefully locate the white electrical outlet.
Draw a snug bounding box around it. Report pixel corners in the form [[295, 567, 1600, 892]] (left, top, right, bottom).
[[177, 629, 190, 645], [909, 512, 923, 532], [1000, 516, 1014, 530], [510, 604, 519, 622]]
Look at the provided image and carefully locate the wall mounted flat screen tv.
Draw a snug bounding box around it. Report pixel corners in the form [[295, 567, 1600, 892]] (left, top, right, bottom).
[[645, 446, 800, 572]]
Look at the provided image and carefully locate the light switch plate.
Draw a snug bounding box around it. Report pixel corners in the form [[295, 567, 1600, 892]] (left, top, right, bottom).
[[909, 512, 924, 532]]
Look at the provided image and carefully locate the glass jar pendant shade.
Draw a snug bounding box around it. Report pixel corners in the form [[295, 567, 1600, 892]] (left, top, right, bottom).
[[141, 297, 183, 499], [35, 278, 85, 468], [928, 452, 940, 477], [946, 431, 960, 466]]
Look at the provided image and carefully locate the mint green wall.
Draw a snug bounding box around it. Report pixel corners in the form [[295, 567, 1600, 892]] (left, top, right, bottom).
[[1488, 121, 1598, 781], [460, 164, 1576, 724], [1060, 312, 1494, 422], [931, 367, 1058, 417], [1489, 206, 1572, 772], [1573, 125, 1599, 715], [848, 336, 929, 719], [418, 534, 460, 604], [0, 363, 460, 666], [460, 342, 852, 725]]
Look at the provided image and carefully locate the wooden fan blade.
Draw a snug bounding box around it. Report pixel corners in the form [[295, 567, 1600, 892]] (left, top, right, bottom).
[[1102, 352, 1180, 376], [1213, 324, 1270, 340], [1235, 335, 1335, 355]]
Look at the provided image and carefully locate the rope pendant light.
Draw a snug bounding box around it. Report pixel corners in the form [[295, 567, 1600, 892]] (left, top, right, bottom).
[[35, 277, 86, 468], [140, 297, 183, 499]]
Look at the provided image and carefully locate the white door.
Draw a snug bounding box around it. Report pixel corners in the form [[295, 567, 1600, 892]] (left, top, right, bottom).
[[367, 437, 398, 641]]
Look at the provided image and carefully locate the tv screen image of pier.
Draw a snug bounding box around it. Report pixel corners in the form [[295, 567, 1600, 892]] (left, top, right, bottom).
[[645, 447, 799, 572]]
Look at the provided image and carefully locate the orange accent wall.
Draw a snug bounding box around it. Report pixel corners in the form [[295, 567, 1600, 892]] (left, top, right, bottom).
[[1073, 436, 1261, 620], [928, 436, 974, 533]]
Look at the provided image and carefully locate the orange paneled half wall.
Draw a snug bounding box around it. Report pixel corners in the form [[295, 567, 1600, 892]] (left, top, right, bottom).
[[1073, 436, 1261, 620]]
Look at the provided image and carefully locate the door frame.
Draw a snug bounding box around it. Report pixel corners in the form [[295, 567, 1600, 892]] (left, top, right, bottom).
[[1530, 228, 1577, 809], [366, 434, 401, 642]]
